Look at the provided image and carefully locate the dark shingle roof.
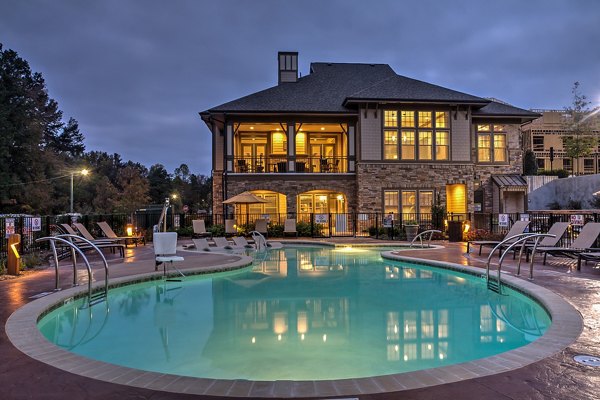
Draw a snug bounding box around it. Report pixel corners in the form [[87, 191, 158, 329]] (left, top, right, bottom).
[[206, 63, 396, 113], [344, 75, 487, 105], [473, 100, 541, 118], [203, 63, 534, 119]]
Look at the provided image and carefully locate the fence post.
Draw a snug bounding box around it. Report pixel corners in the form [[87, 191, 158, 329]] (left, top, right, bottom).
[[489, 213, 494, 232], [375, 213, 379, 239], [310, 213, 314, 237]]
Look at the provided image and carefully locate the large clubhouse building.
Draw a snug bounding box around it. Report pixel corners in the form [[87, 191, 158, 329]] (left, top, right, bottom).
[[200, 52, 539, 222]]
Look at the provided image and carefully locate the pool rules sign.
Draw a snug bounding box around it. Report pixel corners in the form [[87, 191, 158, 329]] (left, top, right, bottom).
[[31, 217, 42, 232]]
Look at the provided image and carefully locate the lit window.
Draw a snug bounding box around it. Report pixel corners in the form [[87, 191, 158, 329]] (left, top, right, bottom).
[[418, 131, 432, 160], [384, 111, 449, 161], [401, 190, 416, 215], [419, 191, 433, 214], [271, 132, 287, 154], [384, 110, 398, 127], [401, 130, 415, 159], [295, 131, 306, 155], [418, 112, 432, 128], [384, 130, 398, 160], [401, 111, 415, 127], [478, 134, 491, 162], [477, 125, 507, 163], [384, 190, 399, 215], [493, 134, 507, 162], [435, 112, 449, 128], [436, 131, 449, 160]]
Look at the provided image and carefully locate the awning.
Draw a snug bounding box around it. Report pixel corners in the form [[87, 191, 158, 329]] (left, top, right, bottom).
[[491, 175, 528, 192]]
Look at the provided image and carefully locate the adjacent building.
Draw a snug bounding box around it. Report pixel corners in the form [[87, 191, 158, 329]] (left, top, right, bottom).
[[522, 109, 600, 175], [200, 52, 539, 222]]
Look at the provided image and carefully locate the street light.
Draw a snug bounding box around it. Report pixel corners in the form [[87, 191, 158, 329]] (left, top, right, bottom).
[[70, 168, 89, 213]]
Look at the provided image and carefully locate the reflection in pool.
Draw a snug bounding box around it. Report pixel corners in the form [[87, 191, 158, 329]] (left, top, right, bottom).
[[38, 246, 550, 380]]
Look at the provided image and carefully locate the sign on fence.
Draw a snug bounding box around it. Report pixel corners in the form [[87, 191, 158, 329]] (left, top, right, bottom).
[[383, 213, 394, 228], [5, 218, 15, 238], [315, 214, 328, 224], [520, 214, 529, 222], [498, 213, 509, 227], [174, 214, 180, 228], [31, 217, 42, 232], [570, 214, 584, 226]]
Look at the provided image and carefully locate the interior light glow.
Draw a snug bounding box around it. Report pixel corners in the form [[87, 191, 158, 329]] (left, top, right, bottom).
[[251, 337, 256, 344], [322, 334, 327, 342], [278, 334, 282, 341]]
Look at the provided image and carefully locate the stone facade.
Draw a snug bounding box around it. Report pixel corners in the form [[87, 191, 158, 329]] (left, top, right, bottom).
[[212, 171, 224, 216], [356, 162, 476, 212], [223, 174, 357, 214]]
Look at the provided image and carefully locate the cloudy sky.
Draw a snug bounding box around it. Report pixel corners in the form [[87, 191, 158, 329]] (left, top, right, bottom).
[[2, 0, 599, 176]]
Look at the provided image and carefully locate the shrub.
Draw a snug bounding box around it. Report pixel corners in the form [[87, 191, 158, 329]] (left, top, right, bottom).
[[464, 229, 503, 241], [208, 224, 225, 237], [268, 223, 284, 237], [546, 200, 562, 210], [21, 252, 44, 269], [566, 199, 582, 210], [174, 226, 193, 237], [296, 221, 323, 237], [539, 169, 569, 178]]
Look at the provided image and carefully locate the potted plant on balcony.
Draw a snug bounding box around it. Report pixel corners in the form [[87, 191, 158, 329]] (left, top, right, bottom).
[[403, 220, 419, 242]]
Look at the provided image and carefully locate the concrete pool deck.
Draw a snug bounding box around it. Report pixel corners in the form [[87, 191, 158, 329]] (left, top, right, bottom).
[[2, 239, 600, 399]]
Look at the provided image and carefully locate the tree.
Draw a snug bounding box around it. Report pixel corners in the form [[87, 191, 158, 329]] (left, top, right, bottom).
[[116, 166, 150, 216], [561, 82, 596, 175], [523, 150, 538, 175], [0, 43, 86, 212], [147, 164, 171, 204]]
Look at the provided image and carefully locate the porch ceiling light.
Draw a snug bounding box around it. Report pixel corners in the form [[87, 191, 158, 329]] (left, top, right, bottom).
[[321, 127, 325, 130]]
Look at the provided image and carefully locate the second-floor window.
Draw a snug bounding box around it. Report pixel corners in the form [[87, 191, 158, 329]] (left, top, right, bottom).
[[384, 111, 449, 161], [477, 124, 507, 163]]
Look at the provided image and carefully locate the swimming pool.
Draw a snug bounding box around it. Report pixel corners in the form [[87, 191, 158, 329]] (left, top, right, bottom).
[[37, 246, 551, 381]]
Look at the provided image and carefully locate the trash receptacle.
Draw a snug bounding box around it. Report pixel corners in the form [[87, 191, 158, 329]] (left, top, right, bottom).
[[447, 221, 463, 242]]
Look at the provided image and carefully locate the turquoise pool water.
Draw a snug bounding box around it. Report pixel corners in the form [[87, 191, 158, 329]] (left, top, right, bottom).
[[38, 247, 551, 381]]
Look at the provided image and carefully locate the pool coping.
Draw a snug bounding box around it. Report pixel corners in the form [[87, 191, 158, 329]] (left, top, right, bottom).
[[5, 247, 582, 398]]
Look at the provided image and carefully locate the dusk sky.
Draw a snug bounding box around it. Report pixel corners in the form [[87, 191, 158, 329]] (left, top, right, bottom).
[[2, 0, 599, 176]]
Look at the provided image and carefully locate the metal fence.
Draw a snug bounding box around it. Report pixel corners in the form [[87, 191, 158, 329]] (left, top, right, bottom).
[[2, 210, 599, 257]]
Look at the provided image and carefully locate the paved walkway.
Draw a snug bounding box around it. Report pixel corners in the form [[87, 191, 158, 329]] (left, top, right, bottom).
[[1, 239, 600, 399]]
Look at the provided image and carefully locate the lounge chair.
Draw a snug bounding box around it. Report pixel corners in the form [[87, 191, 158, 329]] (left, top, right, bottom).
[[191, 238, 211, 251], [255, 219, 268, 238], [225, 219, 237, 236], [466, 220, 530, 255], [97, 221, 145, 246], [192, 219, 212, 239], [208, 236, 244, 252], [154, 232, 184, 274], [58, 224, 125, 257], [534, 222, 600, 265], [514, 222, 570, 261], [232, 236, 255, 248], [283, 218, 298, 237]]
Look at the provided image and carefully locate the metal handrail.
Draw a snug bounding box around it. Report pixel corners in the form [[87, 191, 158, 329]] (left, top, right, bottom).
[[36, 234, 110, 306], [485, 233, 555, 294], [410, 229, 441, 248], [250, 231, 268, 250]]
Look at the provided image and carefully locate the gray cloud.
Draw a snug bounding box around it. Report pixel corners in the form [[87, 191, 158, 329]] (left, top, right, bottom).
[[2, 0, 599, 175]]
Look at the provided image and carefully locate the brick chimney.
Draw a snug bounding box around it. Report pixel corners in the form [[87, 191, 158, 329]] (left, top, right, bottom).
[[278, 51, 298, 84]]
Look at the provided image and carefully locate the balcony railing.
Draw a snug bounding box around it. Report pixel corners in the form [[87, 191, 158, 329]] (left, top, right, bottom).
[[233, 156, 348, 173]]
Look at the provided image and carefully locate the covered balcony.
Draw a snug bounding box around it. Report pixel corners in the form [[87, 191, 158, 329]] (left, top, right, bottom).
[[230, 122, 353, 174]]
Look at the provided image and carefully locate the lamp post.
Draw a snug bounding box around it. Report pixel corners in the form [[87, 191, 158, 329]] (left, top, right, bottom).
[[70, 169, 89, 213]]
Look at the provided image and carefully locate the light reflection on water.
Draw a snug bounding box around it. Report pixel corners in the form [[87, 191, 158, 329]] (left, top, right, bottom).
[[38, 247, 550, 380]]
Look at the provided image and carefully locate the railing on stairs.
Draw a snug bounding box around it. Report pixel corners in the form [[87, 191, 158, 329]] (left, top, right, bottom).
[[410, 229, 441, 248], [35, 234, 110, 307], [485, 233, 555, 294]]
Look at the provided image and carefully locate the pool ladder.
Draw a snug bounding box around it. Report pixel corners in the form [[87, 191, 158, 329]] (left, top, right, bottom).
[[36, 234, 109, 308], [410, 229, 441, 248], [250, 231, 268, 251], [485, 233, 555, 294]]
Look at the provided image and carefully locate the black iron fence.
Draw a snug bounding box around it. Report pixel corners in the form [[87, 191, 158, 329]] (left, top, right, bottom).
[[2, 210, 599, 257]]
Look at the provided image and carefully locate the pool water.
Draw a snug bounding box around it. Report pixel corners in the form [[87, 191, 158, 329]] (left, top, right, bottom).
[[38, 246, 551, 381]]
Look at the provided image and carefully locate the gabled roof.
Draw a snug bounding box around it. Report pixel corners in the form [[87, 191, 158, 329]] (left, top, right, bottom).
[[202, 62, 535, 119], [473, 100, 541, 118], [206, 63, 397, 114]]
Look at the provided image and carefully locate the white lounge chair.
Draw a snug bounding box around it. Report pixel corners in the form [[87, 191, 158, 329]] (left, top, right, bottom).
[[466, 220, 530, 255], [154, 232, 184, 274], [225, 219, 237, 236], [255, 219, 268, 237], [283, 218, 297, 237], [232, 236, 255, 248], [192, 219, 212, 238]]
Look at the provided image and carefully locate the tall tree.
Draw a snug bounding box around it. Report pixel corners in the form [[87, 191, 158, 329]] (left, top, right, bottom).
[[561, 82, 596, 175], [0, 43, 85, 212], [147, 164, 172, 204], [116, 166, 150, 216]]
